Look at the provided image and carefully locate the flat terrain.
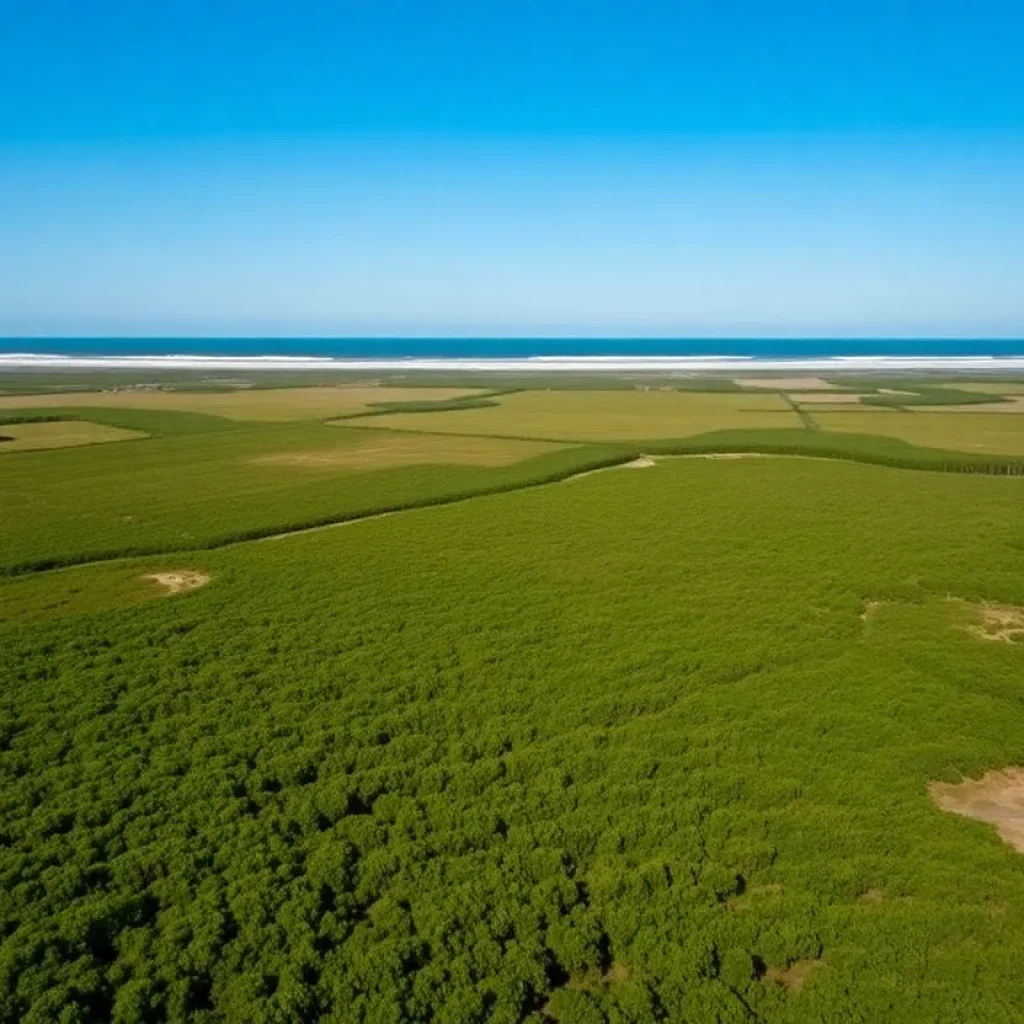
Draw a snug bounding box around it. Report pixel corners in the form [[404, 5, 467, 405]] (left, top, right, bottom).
[[4, 380, 1024, 1022], [0, 418, 147, 451], [250, 432, 565, 470], [945, 381, 1024, 395], [361, 389, 800, 441], [0, 385, 483, 421], [0, 413, 587, 572], [4, 458, 1024, 1022], [811, 409, 1024, 455]]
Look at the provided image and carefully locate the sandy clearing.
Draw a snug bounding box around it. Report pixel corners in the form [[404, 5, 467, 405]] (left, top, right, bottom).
[[735, 376, 839, 390], [764, 960, 823, 992], [961, 601, 1024, 643], [931, 768, 1024, 852], [860, 600, 885, 623], [789, 392, 868, 405], [144, 571, 212, 594]]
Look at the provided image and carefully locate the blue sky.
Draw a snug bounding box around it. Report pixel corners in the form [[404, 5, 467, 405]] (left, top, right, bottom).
[[1, 1, 1023, 337]]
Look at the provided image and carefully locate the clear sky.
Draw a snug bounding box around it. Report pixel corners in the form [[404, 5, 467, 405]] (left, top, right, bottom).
[[1, 1, 1023, 337]]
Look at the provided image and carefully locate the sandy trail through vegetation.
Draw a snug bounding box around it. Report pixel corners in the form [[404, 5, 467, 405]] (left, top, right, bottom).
[[931, 768, 1024, 852]]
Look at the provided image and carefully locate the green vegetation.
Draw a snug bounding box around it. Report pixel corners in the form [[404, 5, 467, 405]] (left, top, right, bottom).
[[0, 419, 149, 453], [0, 386, 486, 422], [810, 410, 1024, 456], [860, 386, 1008, 408], [364, 390, 801, 441], [4, 459, 1024, 1022], [0, 411, 605, 574], [5, 382, 1024, 1022]]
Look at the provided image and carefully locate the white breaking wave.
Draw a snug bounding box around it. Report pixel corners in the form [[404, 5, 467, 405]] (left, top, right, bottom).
[[2, 352, 1024, 372]]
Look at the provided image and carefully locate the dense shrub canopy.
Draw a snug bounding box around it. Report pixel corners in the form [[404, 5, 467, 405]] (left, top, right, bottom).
[[4, 459, 1024, 1022]]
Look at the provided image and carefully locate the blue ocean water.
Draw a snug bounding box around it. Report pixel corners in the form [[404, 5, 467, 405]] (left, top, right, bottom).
[[1, 337, 1022, 359]]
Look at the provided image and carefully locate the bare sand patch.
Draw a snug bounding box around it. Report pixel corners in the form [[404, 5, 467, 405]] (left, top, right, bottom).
[[930, 768, 1024, 852], [736, 376, 839, 390], [144, 571, 212, 595], [961, 602, 1024, 643], [858, 888, 886, 903], [878, 388, 914, 395], [789, 392, 868, 405], [763, 959, 823, 992]]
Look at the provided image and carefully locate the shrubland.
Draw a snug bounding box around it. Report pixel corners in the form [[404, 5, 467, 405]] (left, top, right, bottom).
[[3, 459, 1024, 1022]]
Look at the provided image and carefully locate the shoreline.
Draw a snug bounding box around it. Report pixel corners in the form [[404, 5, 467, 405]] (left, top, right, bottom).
[[3, 353, 1024, 373]]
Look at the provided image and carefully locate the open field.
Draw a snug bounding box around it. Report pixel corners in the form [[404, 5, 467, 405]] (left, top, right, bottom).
[[788, 392, 869, 405], [733, 376, 840, 390], [0, 385, 483, 421], [0, 418, 147, 452], [913, 397, 1024, 413], [359, 390, 800, 441], [0, 411, 592, 573], [4, 457, 1024, 1022], [249, 432, 563, 471], [811, 410, 1024, 455], [944, 381, 1024, 395]]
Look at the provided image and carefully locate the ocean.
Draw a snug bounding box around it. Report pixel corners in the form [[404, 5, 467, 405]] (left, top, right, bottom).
[[2, 338, 1023, 373], [1, 337, 1022, 359]]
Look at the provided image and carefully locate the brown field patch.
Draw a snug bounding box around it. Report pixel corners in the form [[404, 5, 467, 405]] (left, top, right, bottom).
[[930, 768, 1024, 852], [0, 420, 147, 452], [735, 376, 839, 390], [144, 571, 212, 595], [253, 433, 564, 471], [0, 385, 484, 422]]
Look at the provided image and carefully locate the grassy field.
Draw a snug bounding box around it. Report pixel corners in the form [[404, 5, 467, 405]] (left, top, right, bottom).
[[359, 390, 800, 441], [0, 385, 484, 421], [4, 458, 1024, 1022], [811, 409, 1024, 455], [0, 419, 148, 452], [943, 381, 1024, 395], [0, 410, 598, 573]]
